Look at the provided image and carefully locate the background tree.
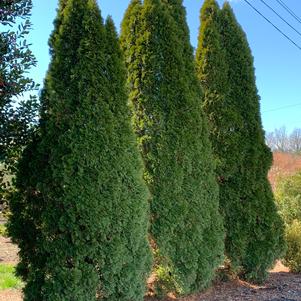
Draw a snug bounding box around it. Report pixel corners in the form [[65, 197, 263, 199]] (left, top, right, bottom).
[[196, 0, 285, 282], [266, 126, 288, 152], [0, 0, 39, 212], [266, 126, 301, 153], [274, 127, 288, 152], [121, 0, 224, 296], [289, 128, 301, 153], [8, 1, 151, 300], [265, 131, 277, 152]]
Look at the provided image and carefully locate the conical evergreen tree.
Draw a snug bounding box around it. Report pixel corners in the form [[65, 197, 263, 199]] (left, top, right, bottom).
[[164, 0, 225, 291], [196, 0, 248, 272], [8, 2, 68, 298], [162, 0, 196, 73], [220, 2, 285, 282], [121, 0, 224, 296], [196, 0, 285, 283], [8, 0, 151, 300], [101, 16, 152, 300], [7, 133, 46, 300]]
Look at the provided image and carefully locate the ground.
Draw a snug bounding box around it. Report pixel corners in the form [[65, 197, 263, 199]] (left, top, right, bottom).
[[0, 235, 21, 301], [0, 235, 300, 301]]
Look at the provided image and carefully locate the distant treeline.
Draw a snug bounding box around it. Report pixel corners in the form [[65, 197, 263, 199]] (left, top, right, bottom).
[[266, 127, 301, 153]]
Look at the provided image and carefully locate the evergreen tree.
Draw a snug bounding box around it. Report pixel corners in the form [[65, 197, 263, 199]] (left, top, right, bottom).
[[7, 0, 68, 292], [121, 0, 224, 296], [196, 0, 285, 283], [8, 1, 151, 300], [220, 3, 285, 282], [196, 0, 248, 272], [164, 0, 225, 291]]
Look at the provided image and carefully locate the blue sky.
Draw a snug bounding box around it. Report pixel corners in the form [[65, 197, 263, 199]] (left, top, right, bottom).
[[28, 0, 301, 132]]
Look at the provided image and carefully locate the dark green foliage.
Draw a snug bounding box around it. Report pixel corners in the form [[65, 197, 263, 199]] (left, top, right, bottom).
[[0, 0, 39, 212], [196, 0, 232, 175], [8, 134, 45, 285], [220, 3, 285, 283], [8, 0, 151, 300], [196, 0, 247, 272], [196, 0, 285, 283], [121, 0, 224, 296]]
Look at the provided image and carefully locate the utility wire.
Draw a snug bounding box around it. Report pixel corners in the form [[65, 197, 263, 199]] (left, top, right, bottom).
[[242, 0, 301, 51], [259, 0, 301, 38], [275, 0, 301, 25], [263, 103, 301, 113]]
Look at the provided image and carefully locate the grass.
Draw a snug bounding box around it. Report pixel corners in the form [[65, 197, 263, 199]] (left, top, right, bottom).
[[0, 264, 23, 291]]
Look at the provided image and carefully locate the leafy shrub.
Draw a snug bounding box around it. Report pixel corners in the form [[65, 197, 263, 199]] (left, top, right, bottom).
[[283, 220, 301, 273], [153, 250, 184, 298], [275, 172, 301, 224], [154, 264, 183, 298], [0, 224, 7, 237], [275, 172, 301, 272]]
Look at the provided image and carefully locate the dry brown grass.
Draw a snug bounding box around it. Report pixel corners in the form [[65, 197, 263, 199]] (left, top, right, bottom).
[[269, 152, 301, 189]]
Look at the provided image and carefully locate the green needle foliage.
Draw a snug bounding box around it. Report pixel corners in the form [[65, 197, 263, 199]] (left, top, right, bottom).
[[220, 3, 285, 283], [121, 0, 224, 296], [196, 0, 247, 273], [8, 0, 151, 300], [196, 0, 285, 283]]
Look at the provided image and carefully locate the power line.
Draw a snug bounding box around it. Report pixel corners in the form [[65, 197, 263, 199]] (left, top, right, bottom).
[[275, 0, 301, 25], [259, 0, 301, 38], [242, 0, 301, 51], [262, 102, 301, 113]]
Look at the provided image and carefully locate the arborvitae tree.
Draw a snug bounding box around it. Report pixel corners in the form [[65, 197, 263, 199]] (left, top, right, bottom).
[[221, 3, 285, 282], [163, 0, 225, 291], [121, 0, 224, 296], [8, 1, 151, 300], [8, 1, 68, 294], [196, 0, 285, 283], [101, 16, 152, 301], [196, 0, 248, 272]]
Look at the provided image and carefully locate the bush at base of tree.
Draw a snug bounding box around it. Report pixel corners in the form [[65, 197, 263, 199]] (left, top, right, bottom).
[[276, 172, 301, 225], [283, 220, 301, 273], [275, 172, 301, 273]]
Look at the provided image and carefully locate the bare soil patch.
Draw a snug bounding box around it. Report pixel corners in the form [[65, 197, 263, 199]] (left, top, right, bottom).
[[0, 289, 22, 301], [0, 236, 19, 265], [145, 262, 301, 301], [146, 270, 301, 301]]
